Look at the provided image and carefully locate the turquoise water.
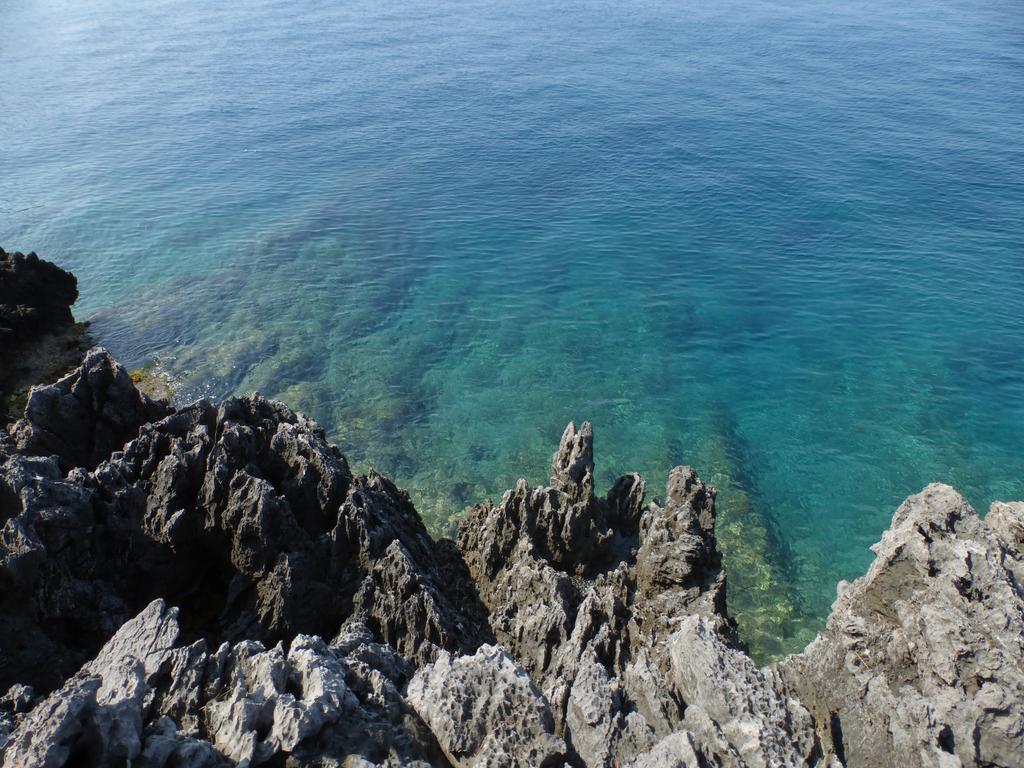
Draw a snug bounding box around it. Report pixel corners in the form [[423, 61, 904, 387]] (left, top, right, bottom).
[[3, 0, 1023, 658]]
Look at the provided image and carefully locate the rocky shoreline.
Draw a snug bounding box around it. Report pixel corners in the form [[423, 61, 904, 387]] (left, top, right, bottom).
[[1, 255, 1022, 767]]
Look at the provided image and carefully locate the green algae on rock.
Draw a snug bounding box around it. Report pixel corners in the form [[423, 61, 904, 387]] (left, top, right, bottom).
[[129, 363, 175, 403]]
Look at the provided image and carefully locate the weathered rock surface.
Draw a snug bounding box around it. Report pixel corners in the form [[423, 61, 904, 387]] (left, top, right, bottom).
[[0, 249, 90, 424], [12, 346, 170, 469], [408, 645, 567, 768], [0, 348, 489, 697], [0, 249, 77, 341], [454, 422, 769, 767], [779, 485, 1024, 768], [1, 344, 1022, 768], [2, 598, 448, 768], [669, 615, 817, 768]]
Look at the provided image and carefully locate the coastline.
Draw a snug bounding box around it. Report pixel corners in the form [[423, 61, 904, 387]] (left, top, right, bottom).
[[2, 253, 1022, 767]]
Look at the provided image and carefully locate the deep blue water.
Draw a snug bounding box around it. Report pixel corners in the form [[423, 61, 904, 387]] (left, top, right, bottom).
[[3, 0, 1023, 658]]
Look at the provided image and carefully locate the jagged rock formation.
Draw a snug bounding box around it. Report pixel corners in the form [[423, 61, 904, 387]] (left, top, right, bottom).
[[1, 348, 1022, 768], [0, 249, 90, 424], [780, 486, 1024, 768], [0, 349, 488, 698], [12, 347, 170, 469], [2, 599, 449, 768], [454, 423, 767, 767]]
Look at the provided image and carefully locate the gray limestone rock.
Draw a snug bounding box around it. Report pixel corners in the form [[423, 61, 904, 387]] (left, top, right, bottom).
[[669, 615, 817, 768], [779, 485, 1024, 768], [1, 603, 447, 768], [624, 732, 704, 768], [457, 423, 740, 767], [2, 600, 180, 768], [408, 645, 567, 768]]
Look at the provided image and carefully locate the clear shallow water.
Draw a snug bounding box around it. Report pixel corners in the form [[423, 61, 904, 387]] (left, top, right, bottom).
[[3, 0, 1023, 659]]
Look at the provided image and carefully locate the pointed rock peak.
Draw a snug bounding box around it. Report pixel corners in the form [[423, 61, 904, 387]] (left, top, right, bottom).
[[661, 465, 716, 534], [84, 599, 181, 680], [13, 345, 170, 470], [664, 466, 711, 507], [550, 421, 594, 498]]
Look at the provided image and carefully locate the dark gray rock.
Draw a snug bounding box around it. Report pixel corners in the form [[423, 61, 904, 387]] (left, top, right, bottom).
[[13, 347, 170, 469], [0, 249, 89, 424], [0, 349, 488, 695], [0, 249, 77, 343]]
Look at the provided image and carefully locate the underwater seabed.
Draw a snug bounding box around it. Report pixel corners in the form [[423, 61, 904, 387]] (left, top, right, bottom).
[[80, 221, 1020, 662]]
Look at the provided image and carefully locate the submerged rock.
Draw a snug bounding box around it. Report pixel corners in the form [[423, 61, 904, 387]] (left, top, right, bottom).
[[1, 348, 1022, 768]]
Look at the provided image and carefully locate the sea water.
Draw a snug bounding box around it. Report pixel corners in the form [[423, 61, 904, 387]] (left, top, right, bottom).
[[2, 0, 1022, 659]]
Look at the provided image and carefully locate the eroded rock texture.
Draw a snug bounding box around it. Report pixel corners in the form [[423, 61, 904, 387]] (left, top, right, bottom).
[[0, 349, 488, 697], [779, 485, 1024, 768], [408, 645, 568, 768], [455, 422, 767, 767], [0, 249, 77, 341], [1, 349, 1022, 768]]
